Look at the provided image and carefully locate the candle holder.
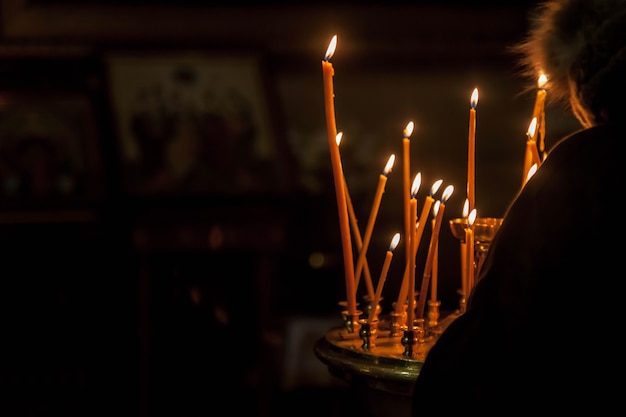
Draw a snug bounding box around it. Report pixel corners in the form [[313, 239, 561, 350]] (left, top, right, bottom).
[[340, 309, 363, 335], [389, 302, 406, 337], [449, 217, 503, 294], [426, 300, 441, 332], [363, 294, 382, 322], [358, 319, 379, 351]]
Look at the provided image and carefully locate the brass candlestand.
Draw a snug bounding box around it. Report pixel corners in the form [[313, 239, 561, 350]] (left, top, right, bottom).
[[314, 311, 461, 417]]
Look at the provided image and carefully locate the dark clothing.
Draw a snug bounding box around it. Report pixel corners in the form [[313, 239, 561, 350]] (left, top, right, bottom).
[[412, 124, 625, 414]]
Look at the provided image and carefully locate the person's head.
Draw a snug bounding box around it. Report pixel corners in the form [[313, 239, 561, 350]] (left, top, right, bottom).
[[515, 0, 626, 128]]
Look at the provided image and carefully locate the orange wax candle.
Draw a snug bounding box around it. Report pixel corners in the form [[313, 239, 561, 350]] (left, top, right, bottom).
[[467, 88, 478, 213], [466, 209, 477, 293], [395, 179, 441, 315], [369, 232, 401, 322], [417, 185, 454, 320], [322, 36, 357, 316], [402, 121, 415, 287], [460, 199, 469, 301], [532, 73, 548, 154], [406, 176, 420, 330], [430, 217, 439, 303], [523, 118, 541, 186], [355, 154, 395, 300]]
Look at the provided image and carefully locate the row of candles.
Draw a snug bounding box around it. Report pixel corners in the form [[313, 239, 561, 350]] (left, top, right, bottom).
[[322, 35, 547, 332]]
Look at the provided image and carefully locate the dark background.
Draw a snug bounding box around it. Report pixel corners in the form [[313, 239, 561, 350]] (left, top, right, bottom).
[[0, 1, 579, 417]]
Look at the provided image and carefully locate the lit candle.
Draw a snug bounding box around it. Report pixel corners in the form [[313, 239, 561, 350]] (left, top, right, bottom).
[[466, 208, 477, 293], [525, 163, 538, 183], [460, 199, 469, 301], [532, 73, 548, 155], [322, 36, 357, 317], [406, 174, 421, 330], [430, 214, 438, 303], [368, 232, 401, 323], [355, 154, 396, 301], [523, 118, 541, 186], [395, 179, 442, 315], [468, 88, 478, 213], [402, 121, 415, 284], [417, 185, 454, 320]]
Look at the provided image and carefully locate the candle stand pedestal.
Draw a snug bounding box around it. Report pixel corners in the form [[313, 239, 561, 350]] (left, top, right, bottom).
[[314, 311, 460, 417]]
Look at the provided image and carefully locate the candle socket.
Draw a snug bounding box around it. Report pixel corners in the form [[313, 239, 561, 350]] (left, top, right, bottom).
[[390, 301, 407, 337], [401, 318, 425, 357], [363, 295, 382, 322], [341, 309, 363, 335], [426, 300, 441, 329], [358, 319, 379, 351]]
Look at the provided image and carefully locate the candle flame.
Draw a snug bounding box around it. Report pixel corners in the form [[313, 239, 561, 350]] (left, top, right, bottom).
[[433, 200, 441, 215], [389, 232, 401, 251], [336, 132, 343, 146], [325, 35, 337, 61], [527, 117, 537, 139], [430, 179, 443, 196], [411, 172, 421, 197], [462, 198, 469, 218], [468, 208, 477, 227], [526, 163, 538, 182], [403, 121, 414, 138], [538, 72, 548, 89], [383, 154, 395, 175], [470, 88, 479, 109], [441, 185, 454, 203]]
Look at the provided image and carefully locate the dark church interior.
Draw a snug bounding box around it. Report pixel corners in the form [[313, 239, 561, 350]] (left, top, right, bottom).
[[0, 1, 580, 416]]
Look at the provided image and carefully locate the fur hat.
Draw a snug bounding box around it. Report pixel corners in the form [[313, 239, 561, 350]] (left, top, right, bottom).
[[514, 0, 626, 126]]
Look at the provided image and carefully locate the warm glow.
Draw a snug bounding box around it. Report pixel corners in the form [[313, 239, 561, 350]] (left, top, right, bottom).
[[430, 179, 444, 196], [336, 132, 343, 146], [527, 117, 537, 138], [411, 173, 422, 197], [325, 35, 337, 61], [383, 154, 396, 175], [468, 208, 477, 227], [441, 185, 454, 203], [526, 163, 538, 181], [390, 233, 401, 251], [470, 88, 479, 109], [433, 200, 441, 216], [462, 198, 469, 218], [538, 72, 548, 89], [403, 121, 415, 138]]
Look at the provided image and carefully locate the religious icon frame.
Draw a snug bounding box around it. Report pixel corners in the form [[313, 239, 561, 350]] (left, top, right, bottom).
[[104, 49, 294, 197]]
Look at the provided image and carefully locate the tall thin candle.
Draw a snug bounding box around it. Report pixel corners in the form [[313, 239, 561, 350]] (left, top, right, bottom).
[[355, 154, 396, 300], [523, 118, 541, 186], [468, 88, 478, 213], [466, 209, 477, 293], [395, 179, 442, 315], [322, 36, 357, 317], [369, 232, 401, 323], [417, 185, 454, 320], [532, 73, 548, 155], [406, 174, 421, 330], [430, 215, 439, 303], [402, 121, 415, 289]]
